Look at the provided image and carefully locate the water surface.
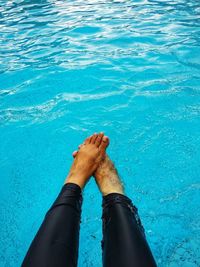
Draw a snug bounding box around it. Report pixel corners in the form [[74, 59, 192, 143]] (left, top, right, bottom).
[[0, 0, 200, 266]]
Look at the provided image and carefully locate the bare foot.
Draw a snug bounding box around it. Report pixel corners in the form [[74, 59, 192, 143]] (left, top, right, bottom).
[[65, 133, 109, 189], [72, 138, 124, 196], [94, 155, 124, 196]]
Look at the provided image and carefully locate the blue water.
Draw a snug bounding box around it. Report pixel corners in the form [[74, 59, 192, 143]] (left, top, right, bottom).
[[0, 0, 200, 266]]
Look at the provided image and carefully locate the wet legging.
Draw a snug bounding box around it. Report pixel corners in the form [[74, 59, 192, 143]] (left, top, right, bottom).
[[22, 183, 157, 267]]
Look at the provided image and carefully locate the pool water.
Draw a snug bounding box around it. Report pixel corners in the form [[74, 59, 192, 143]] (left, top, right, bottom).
[[0, 0, 200, 266]]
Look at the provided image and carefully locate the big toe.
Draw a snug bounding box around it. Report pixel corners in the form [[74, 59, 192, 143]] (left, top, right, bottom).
[[99, 136, 109, 152], [85, 135, 92, 144], [90, 133, 98, 144], [95, 132, 104, 147]]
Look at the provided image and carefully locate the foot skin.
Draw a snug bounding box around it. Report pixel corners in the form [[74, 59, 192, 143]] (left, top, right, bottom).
[[94, 155, 124, 196], [72, 139, 124, 196], [65, 133, 109, 189]]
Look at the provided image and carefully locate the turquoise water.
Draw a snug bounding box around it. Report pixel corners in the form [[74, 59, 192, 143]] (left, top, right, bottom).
[[0, 0, 200, 266]]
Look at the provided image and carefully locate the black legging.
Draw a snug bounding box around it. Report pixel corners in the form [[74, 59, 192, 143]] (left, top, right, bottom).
[[22, 183, 157, 267]]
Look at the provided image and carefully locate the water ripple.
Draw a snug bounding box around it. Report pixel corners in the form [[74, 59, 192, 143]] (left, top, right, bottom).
[[0, 90, 122, 124], [1, 0, 200, 72], [0, 1, 200, 267]]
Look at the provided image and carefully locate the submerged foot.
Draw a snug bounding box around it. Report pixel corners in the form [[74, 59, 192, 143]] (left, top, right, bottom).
[[66, 133, 109, 189], [94, 155, 124, 196]]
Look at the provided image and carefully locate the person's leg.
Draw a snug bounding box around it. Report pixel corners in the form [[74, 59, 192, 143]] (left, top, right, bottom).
[[22, 183, 82, 267], [95, 156, 157, 267], [22, 133, 109, 267]]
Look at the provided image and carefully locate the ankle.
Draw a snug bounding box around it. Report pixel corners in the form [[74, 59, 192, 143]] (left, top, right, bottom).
[[102, 187, 124, 196], [96, 174, 124, 196], [65, 173, 86, 189]]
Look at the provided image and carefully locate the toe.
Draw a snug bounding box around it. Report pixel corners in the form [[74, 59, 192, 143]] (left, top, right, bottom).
[[99, 136, 109, 151], [85, 135, 92, 144], [91, 133, 98, 144], [95, 132, 104, 147], [72, 151, 78, 158]]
